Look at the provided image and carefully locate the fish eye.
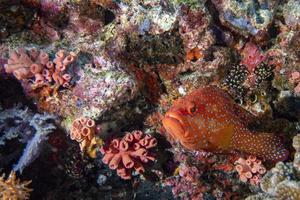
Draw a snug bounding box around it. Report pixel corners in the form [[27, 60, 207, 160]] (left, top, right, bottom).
[[187, 102, 197, 114]]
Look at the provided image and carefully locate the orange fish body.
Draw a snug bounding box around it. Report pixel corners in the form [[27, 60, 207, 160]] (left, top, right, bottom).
[[162, 86, 288, 162]]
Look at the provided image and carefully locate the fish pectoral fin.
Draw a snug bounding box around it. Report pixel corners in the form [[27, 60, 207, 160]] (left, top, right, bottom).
[[208, 125, 234, 150]]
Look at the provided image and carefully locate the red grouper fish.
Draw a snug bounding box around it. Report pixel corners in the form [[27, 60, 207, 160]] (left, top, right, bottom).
[[162, 86, 289, 162]]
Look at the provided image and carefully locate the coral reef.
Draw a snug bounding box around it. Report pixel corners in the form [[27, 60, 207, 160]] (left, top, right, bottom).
[[100, 130, 157, 180], [0, 171, 32, 200], [234, 156, 266, 185], [246, 134, 300, 200], [212, 0, 276, 39], [1, 0, 300, 199]]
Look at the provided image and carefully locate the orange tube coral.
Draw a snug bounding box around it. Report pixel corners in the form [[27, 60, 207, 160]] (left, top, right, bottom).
[[100, 130, 157, 180], [5, 48, 74, 88], [234, 156, 266, 185], [63, 55, 75, 66], [13, 68, 32, 80], [30, 63, 43, 74], [70, 117, 97, 151], [38, 51, 49, 65]]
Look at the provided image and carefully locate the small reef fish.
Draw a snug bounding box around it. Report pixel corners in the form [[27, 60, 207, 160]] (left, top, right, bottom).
[[162, 86, 288, 162]]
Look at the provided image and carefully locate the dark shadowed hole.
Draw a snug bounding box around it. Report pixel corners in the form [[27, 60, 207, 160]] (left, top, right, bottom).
[[104, 10, 115, 25]]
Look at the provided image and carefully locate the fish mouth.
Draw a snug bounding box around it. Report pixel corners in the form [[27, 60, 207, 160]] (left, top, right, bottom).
[[162, 112, 187, 139]]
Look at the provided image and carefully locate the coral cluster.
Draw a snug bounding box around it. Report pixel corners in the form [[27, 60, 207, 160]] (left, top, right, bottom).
[[246, 134, 300, 200], [234, 156, 266, 185], [100, 130, 157, 180], [70, 117, 97, 151], [1, 0, 300, 199], [0, 171, 32, 200], [4, 48, 74, 88]]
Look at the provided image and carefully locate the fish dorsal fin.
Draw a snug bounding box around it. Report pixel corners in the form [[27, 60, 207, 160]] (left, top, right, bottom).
[[208, 125, 234, 150]]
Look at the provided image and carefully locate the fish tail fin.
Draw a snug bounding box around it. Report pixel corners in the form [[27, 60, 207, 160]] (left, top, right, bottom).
[[232, 132, 289, 162]]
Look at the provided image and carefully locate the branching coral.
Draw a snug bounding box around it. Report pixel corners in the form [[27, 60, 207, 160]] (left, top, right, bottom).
[[100, 130, 157, 180], [4, 48, 74, 88], [0, 171, 32, 200], [70, 117, 97, 151], [0, 104, 57, 172], [13, 112, 57, 173], [234, 156, 266, 185]]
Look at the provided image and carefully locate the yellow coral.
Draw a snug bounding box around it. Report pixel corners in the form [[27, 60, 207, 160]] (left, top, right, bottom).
[[0, 171, 32, 200], [86, 137, 104, 158]]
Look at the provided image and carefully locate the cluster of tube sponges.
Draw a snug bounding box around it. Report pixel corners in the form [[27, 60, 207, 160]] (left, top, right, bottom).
[[4, 48, 74, 88], [70, 117, 97, 151], [234, 155, 266, 185], [100, 130, 157, 180]]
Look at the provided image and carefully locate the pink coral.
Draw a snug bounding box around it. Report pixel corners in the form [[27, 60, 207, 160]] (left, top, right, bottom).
[[4, 48, 74, 88], [165, 163, 206, 200], [100, 130, 157, 180], [234, 155, 266, 185], [179, 164, 201, 183], [70, 117, 97, 151], [165, 177, 205, 200], [289, 71, 300, 94], [240, 43, 266, 73]]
